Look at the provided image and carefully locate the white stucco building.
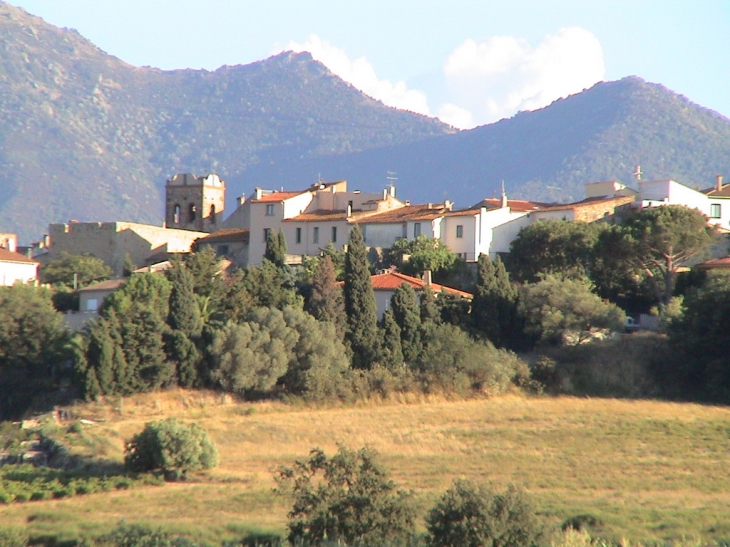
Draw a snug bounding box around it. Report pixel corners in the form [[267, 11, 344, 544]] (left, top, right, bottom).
[[0, 248, 39, 286]]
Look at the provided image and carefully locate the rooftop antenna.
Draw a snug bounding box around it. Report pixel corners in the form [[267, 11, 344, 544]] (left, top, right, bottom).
[[386, 170, 397, 186], [634, 166, 643, 181]]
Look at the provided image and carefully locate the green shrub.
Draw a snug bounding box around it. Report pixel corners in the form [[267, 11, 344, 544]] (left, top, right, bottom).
[[124, 418, 219, 481], [91, 522, 199, 547], [426, 480, 543, 547], [275, 445, 416, 547]]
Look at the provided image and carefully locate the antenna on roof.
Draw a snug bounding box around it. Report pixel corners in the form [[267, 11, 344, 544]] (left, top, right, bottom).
[[386, 171, 397, 185], [634, 166, 643, 181]]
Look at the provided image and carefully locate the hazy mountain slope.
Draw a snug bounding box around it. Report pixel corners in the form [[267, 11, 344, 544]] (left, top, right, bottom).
[[243, 77, 730, 207], [0, 2, 450, 241]]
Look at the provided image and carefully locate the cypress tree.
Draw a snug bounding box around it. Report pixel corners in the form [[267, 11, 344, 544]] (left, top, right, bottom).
[[471, 254, 520, 348], [420, 287, 440, 325], [168, 265, 203, 338], [306, 255, 346, 340], [265, 228, 287, 268], [344, 225, 381, 369], [391, 284, 423, 364], [380, 308, 404, 371]]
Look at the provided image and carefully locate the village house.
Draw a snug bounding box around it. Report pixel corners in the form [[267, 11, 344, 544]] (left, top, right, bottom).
[[0, 247, 39, 286]]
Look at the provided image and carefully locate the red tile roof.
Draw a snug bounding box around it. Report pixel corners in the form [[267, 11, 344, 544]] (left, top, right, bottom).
[[0, 248, 38, 264], [472, 198, 546, 212], [704, 184, 730, 198], [355, 204, 451, 224], [535, 195, 634, 212], [77, 278, 127, 293], [252, 191, 307, 203], [284, 210, 351, 222], [697, 256, 730, 270], [370, 271, 472, 298]]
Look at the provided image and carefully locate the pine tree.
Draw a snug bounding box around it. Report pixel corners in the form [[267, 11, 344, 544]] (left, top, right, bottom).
[[344, 225, 381, 369], [380, 308, 404, 371], [471, 254, 520, 348], [391, 284, 423, 364], [306, 255, 347, 340]]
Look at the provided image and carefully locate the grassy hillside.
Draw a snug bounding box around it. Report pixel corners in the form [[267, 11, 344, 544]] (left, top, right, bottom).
[[3, 391, 730, 544]]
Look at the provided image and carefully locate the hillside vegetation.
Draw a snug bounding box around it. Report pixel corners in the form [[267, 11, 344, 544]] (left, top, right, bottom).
[[3, 392, 730, 545]]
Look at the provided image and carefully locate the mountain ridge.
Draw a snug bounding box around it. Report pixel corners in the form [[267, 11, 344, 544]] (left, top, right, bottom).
[[3, 1, 730, 242]]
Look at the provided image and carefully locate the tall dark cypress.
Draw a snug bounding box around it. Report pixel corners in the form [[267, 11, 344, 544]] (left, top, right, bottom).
[[168, 265, 203, 338], [390, 283, 423, 364], [471, 254, 519, 348], [343, 225, 381, 369], [264, 228, 287, 268], [306, 255, 347, 340]]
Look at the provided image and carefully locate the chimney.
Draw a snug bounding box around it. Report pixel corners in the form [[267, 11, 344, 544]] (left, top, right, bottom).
[[347, 202, 352, 218], [444, 200, 453, 210], [422, 270, 432, 286], [382, 188, 388, 200], [254, 187, 263, 200], [501, 181, 508, 208], [389, 185, 396, 198], [237, 195, 246, 206], [717, 175, 724, 192]]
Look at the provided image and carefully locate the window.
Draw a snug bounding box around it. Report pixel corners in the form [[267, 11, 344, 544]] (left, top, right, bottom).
[[210, 204, 216, 225], [217, 244, 229, 257], [414, 222, 421, 237], [313, 227, 319, 244], [188, 203, 196, 223], [296, 227, 302, 244], [263, 228, 271, 242], [711, 203, 721, 218], [266, 204, 274, 216], [173, 204, 181, 224], [456, 225, 463, 238], [86, 298, 98, 312], [332, 226, 337, 243]]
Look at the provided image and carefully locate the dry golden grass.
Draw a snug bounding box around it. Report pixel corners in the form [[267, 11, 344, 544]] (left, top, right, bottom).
[[4, 389, 730, 544]]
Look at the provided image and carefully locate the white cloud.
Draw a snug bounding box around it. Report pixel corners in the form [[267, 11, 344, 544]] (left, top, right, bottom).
[[437, 103, 474, 130], [282, 35, 431, 116], [442, 27, 606, 128]]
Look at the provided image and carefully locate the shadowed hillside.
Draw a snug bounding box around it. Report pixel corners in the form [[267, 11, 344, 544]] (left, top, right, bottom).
[[245, 77, 730, 208], [0, 2, 450, 241]]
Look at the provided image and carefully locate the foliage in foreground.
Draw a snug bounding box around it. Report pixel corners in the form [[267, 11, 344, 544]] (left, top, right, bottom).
[[0, 464, 162, 505], [275, 445, 416, 547], [124, 418, 219, 481], [426, 480, 543, 547]]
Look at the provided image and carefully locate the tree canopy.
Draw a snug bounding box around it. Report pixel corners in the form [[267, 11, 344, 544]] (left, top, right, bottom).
[[596, 205, 716, 308], [40, 252, 112, 289]]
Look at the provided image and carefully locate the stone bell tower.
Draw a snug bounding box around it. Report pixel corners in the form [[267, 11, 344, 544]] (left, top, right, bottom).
[[165, 173, 225, 233]]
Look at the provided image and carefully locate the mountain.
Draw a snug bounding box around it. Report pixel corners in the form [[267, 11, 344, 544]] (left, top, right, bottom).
[[243, 76, 730, 207], [0, 2, 451, 242], [3, 2, 730, 243]]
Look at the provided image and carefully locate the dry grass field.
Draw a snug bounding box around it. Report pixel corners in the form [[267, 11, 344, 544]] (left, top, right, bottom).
[[3, 390, 730, 544]]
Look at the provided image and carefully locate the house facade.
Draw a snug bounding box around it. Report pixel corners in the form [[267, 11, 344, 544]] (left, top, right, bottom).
[[0, 248, 39, 286]]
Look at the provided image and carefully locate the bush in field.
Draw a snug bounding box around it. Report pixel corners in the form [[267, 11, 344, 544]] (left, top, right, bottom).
[[124, 418, 218, 481], [90, 522, 198, 547], [426, 480, 543, 547], [416, 323, 527, 396], [275, 445, 416, 547]]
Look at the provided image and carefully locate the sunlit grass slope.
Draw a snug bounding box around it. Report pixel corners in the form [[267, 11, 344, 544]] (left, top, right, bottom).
[[3, 391, 730, 544]]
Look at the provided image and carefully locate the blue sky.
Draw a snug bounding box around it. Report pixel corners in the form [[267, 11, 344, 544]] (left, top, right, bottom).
[[11, 1, 730, 129]]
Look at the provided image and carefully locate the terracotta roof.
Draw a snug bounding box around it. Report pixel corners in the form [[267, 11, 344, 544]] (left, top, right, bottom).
[[198, 229, 250, 244], [370, 271, 472, 299], [284, 210, 351, 222], [471, 198, 546, 212], [444, 209, 480, 217], [535, 195, 634, 212], [252, 191, 307, 203], [355, 204, 451, 224], [77, 278, 127, 293], [697, 256, 730, 270], [0, 248, 38, 264], [704, 184, 730, 198]]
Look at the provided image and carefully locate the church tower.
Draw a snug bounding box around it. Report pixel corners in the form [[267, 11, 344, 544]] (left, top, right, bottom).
[[165, 173, 225, 233]]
